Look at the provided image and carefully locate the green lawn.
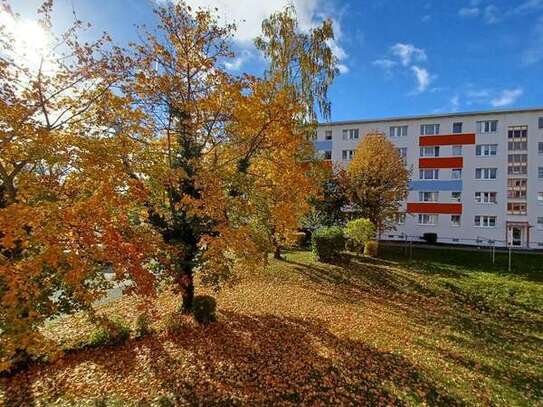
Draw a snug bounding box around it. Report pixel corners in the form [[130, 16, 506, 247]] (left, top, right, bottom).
[[1, 249, 542, 406]]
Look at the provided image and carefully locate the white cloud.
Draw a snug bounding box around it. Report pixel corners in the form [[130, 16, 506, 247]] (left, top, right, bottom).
[[390, 43, 427, 66], [373, 59, 396, 69], [450, 95, 460, 111], [224, 49, 252, 71], [173, 0, 348, 72], [411, 66, 432, 92], [458, 7, 480, 17], [522, 15, 543, 64], [483, 5, 501, 24], [490, 88, 523, 107], [421, 14, 431, 22], [515, 0, 543, 13]]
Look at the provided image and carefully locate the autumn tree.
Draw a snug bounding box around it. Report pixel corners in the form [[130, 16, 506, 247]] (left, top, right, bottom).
[[122, 3, 318, 312], [346, 132, 410, 235], [249, 6, 339, 259], [303, 167, 349, 230], [0, 1, 162, 369], [255, 5, 338, 122]]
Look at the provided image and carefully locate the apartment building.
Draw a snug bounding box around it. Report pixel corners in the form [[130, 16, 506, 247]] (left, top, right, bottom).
[[315, 107, 543, 248]]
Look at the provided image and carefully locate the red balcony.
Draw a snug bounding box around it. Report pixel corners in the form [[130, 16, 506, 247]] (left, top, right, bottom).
[[419, 157, 464, 168], [419, 133, 475, 146], [407, 203, 463, 214]]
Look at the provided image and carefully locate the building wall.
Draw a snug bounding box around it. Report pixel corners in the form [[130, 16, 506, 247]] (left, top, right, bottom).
[[316, 109, 543, 248]]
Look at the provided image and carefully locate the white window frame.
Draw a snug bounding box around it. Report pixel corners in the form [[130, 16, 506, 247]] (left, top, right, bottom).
[[451, 191, 461, 202], [537, 217, 543, 230], [419, 191, 439, 202], [475, 192, 497, 204], [420, 124, 440, 135], [324, 130, 333, 140], [474, 215, 497, 228], [419, 169, 439, 180], [418, 214, 438, 225], [342, 128, 359, 140], [475, 168, 497, 180], [452, 145, 463, 156], [477, 120, 498, 134], [476, 144, 497, 156], [538, 192, 543, 204], [390, 126, 408, 137], [450, 215, 461, 227], [451, 168, 462, 180], [420, 146, 440, 157]]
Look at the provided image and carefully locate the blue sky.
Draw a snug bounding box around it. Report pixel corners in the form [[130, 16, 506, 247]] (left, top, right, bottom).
[[10, 0, 543, 121]]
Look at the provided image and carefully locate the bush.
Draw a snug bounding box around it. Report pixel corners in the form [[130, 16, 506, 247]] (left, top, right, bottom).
[[422, 233, 438, 244], [364, 240, 379, 257], [311, 226, 345, 262], [135, 312, 153, 338], [192, 295, 217, 325], [89, 317, 131, 347], [344, 218, 375, 252]]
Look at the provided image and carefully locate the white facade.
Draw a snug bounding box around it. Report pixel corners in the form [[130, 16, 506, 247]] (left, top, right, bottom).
[[316, 107, 543, 249]]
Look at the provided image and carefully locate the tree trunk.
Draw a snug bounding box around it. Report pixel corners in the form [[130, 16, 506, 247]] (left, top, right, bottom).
[[179, 250, 196, 314], [181, 270, 194, 314], [273, 245, 282, 260]]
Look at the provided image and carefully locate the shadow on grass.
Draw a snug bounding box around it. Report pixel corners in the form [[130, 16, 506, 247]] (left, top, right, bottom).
[[0, 311, 463, 406]]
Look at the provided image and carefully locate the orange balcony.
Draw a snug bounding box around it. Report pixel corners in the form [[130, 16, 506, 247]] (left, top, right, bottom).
[[407, 203, 463, 214], [419, 133, 475, 146]]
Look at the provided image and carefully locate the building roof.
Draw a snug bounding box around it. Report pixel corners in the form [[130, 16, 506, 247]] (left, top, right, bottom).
[[319, 106, 543, 127]]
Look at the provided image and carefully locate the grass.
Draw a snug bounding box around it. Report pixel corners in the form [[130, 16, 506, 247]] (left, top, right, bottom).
[[1, 249, 542, 406]]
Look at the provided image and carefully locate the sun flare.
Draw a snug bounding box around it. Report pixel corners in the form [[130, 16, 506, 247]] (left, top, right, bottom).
[[0, 9, 51, 71]]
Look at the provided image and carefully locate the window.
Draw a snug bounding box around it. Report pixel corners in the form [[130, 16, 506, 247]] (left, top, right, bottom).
[[342, 150, 354, 160], [395, 213, 406, 225], [507, 202, 527, 215], [397, 147, 408, 158], [323, 151, 332, 160], [452, 145, 463, 156], [537, 217, 543, 230], [508, 126, 527, 140], [538, 192, 543, 204], [450, 215, 461, 226], [508, 141, 527, 151], [452, 191, 462, 202], [539, 142, 543, 154], [420, 146, 440, 157], [419, 191, 439, 202], [452, 122, 463, 134], [508, 153, 528, 176], [418, 214, 438, 225], [420, 124, 440, 135], [475, 192, 497, 204], [452, 168, 462, 179], [390, 126, 408, 137], [477, 120, 498, 133], [419, 169, 439, 180], [474, 215, 497, 228], [475, 168, 497, 179], [342, 128, 359, 140], [476, 144, 497, 156], [539, 167, 543, 178], [325, 130, 332, 140], [539, 117, 543, 129]]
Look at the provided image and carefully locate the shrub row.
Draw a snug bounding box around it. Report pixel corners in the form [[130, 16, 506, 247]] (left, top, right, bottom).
[[311, 219, 378, 262]]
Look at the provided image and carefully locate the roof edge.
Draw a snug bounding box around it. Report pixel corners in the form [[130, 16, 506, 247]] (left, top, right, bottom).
[[319, 106, 543, 126]]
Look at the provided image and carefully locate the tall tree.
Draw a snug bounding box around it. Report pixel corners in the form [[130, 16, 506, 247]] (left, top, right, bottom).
[[124, 3, 316, 311], [255, 5, 339, 123], [0, 1, 162, 369], [346, 132, 410, 234]]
